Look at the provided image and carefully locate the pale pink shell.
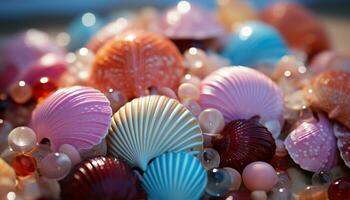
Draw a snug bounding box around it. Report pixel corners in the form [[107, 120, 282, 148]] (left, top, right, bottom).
[[31, 86, 112, 151], [285, 113, 338, 172], [333, 124, 350, 168], [199, 66, 283, 124]]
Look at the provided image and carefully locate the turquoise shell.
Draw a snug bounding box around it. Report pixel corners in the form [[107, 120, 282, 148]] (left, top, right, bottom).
[[142, 152, 207, 200]]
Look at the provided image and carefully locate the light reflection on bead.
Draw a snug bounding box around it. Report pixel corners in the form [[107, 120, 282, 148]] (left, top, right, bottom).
[[178, 83, 200, 101], [11, 154, 37, 177], [8, 126, 37, 153], [38, 152, 72, 180], [9, 81, 32, 104], [242, 161, 278, 191], [104, 89, 127, 112], [312, 171, 332, 186], [206, 168, 233, 197], [298, 186, 328, 200], [182, 99, 201, 116], [59, 144, 81, 166], [199, 108, 225, 134], [223, 167, 242, 191], [200, 148, 220, 170]]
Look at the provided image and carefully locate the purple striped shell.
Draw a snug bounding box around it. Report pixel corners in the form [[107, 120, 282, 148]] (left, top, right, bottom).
[[199, 66, 283, 124], [285, 113, 338, 172], [31, 86, 112, 151]]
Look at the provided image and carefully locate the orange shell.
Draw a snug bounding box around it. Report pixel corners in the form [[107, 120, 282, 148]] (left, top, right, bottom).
[[307, 70, 350, 129], [89, 30, 184, 99]]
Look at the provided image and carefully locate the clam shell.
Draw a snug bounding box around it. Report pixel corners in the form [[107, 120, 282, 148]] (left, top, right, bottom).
[[106, 95, 203, 170], [199, 66, 283, 124], [61, 156, 143, 200], [31, 86, 112, 151], [89, 30, 184, 99], [333, 124, 350, 168], [142, 152, 207, 200], [306, 70, 350, 129], [284, 113, 338, 172], [212, 118, 276, 172], [221, 21, 287, 67]]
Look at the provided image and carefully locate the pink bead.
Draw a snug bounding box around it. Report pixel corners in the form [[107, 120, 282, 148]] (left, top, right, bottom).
[[38, 152, 72, 180], [178, 83, 200, 101], [157, 87, 178, 100], [224, 167, 242, 191], [242, 161, 278, 191], [181, 74, 201, 87], [9, 81, 32, 104], [59, 144, 81, 166], [182, 99, 201, 116], [198, 108, 225, 134]]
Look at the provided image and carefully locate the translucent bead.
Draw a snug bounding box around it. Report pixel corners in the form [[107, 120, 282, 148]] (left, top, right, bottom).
[[0, 147, 16, 164], [19, 178, 41, 200], [9, 81, 32, 104], [182, 99, 201, 116], [251, 191, 267, 200], [178, 83, 200, 101], [11, 154, 37, 177], [269, 188, 292, 200], [298, 186, 328, 200], [8, 126, 37, 153], [30, 144, 52, 163], [59, 144, 81, 166], [38, 152, 72, 180], [242, 161, 278, 191], [104, 89, 127, 112], [200, 148, 220, 170], [284, 90, 309, 110], [263, 120, 281, 139], [206, 168, 232, 197], [184, 47, 208, 69], [328, 178, 350, 200], [181, 74, 201, 87], [273, 172, 292, 190], [32, 77, 58, 102], [157, 87, 178, 100], [223, 167, 242, 191], [311, 171, 332, 186], [79, 139, 107, 160], [38, 177, 61, 199], [0, 119, 13, 152], [199, 108, 225, 134]]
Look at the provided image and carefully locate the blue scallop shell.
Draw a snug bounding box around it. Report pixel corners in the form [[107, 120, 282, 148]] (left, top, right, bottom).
[[222, 21, 288, 67], [142, 152, 207, 200]]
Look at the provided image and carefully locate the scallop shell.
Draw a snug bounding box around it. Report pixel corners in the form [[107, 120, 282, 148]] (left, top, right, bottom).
[[61, 156, 143, 200], [333, 124, 350, 168], [142, 152, 207, 200], [260, 2, 330, 58], [199, 66, 283, 124], [306, 70, 350, 129], [89, 30, 184, 99], [106, 95, 203, 170], [212, 118, 276, 172], [284, 113, 338, 172], [30, 86, 112, 151], [221, 21, 287, 67]]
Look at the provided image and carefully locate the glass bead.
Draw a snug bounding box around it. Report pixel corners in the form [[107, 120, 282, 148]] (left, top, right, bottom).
[[200, 148, 220, 170], [206, 168, 232, 197], [0, 147, 16, 164], [328, 178, 350, 200], [9, 81, 32, 104], [79, 139, 107, 160], [263, 120, 281, 139], [19, 178, 41, 200], [38, 177, 61, 199], [312, 171, 332, 186], [199, 108, 225, 134], [284, 90, 309, 111], [273, 172, 292, 190], [104, 89, 127, 113], [38, 152, 72, 180], [8, 126, 37, 153], [184, 48, 211, 78], [11, 154, 37, 177], [156, 87, 178, 100], [58, 144, 81, 166], [177, 83, 200, 101], [30, 144, 52, 163], [182, 99, 201, 116], [298, 186, 328, 200], [269, 188, 292, 200], [0, 119, 13, 152], [223, 167, 242, 191], [286, 168, 310, 194], [181, 74, 201, 87], [251, 191, 267, 200], [242, 161, 278, 191], [32, 77, 57, 102]]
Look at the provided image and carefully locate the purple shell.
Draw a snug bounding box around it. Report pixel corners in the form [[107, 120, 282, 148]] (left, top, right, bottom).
[[199, 66, 283, 124], [31, 86, 112, 151], [285, 113, 338, 172], [333, 124, 350, 168], [153, 3, 224, 39]]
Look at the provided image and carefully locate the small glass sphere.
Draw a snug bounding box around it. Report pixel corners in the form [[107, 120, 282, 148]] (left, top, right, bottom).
[[251, 190, 267, 200], [242, 161, 278, 191], [32, 77, 58, 102], [181, 74, 201, 87], [20, 178, 41, 200], [184, 47, 208, 69], [157, 87, 178, 100], [199, 108, 225, 134], [275, 139, 288, 157], [178, 83, 200, 101], [312, 171, 332, 186], [104, 89, 127, 112], [223, 167, 242, 191], [11, 154, 37, 177], [8, 126, 37, 153], [206, 168, 232, 197], [58, 144, 81, 166], [38, 152, 72, 180], [30, 144, 52, 163], [182, 99, 201, 116], [200, 148, 220, 170], [328, 178, 350, 200], [9, 81, 32, 104], [298, 186, 328, 200], [269, 188, 292, 200], [0, 119, 13, 152], [38, 177, 61, 199], [263, 120, 281, 139], [273, 172, 292, 190]]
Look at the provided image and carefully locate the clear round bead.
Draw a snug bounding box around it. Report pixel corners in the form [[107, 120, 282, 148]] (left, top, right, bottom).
[[8, 126, 37, 153]]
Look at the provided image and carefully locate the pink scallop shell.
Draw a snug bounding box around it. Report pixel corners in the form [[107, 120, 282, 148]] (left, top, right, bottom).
[[30, 86, 112, 151], [284, 113, 338, 172], [199, 66, 283, 124], [333, 124, 350, 168]]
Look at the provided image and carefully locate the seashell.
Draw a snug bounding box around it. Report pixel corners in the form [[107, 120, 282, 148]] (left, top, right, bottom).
[[30, 86, 112, 151], [61, 156, 143, 200], [199, 66, 283, 124], [107, 95, 203, 170], [260, 3, 330, 58], [284, 113, 338, 172], [142, 152, 207, 200], [89, 30, 184, 99], [333, 124, 350, 168], [310, 50, 350, 75], [221, 21, 287, 67], [212, 118, 276, 172], [306, 70, 350, 129]]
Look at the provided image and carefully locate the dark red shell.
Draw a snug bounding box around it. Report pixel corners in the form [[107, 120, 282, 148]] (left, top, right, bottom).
[[212, 119, 276, 172], [328, 178, 350, 200], [216, 191, 252, 200], [61, 156, 143, 200]]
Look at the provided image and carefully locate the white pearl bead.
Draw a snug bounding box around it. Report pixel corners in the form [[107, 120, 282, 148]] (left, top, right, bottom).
[[8, 127, 37, 153], [59, 144, 81, 166], [39, 152, 72, 180]]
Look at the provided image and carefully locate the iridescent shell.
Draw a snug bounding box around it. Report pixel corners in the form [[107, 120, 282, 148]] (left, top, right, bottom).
[[212, 118, 276, 172], [306, 70, 350, 129], [61, 156, 143, 200], [199, 66, 283, 124], [221, 21, 287, 67], [31, 86, 112, 151], [106, 95, 203, 170], [142, 152, 207, 200], [333, 124, 350, 168], [284, 113, 338, 172], [89, 30, 184, 99], [260, 2, 330, 58]]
